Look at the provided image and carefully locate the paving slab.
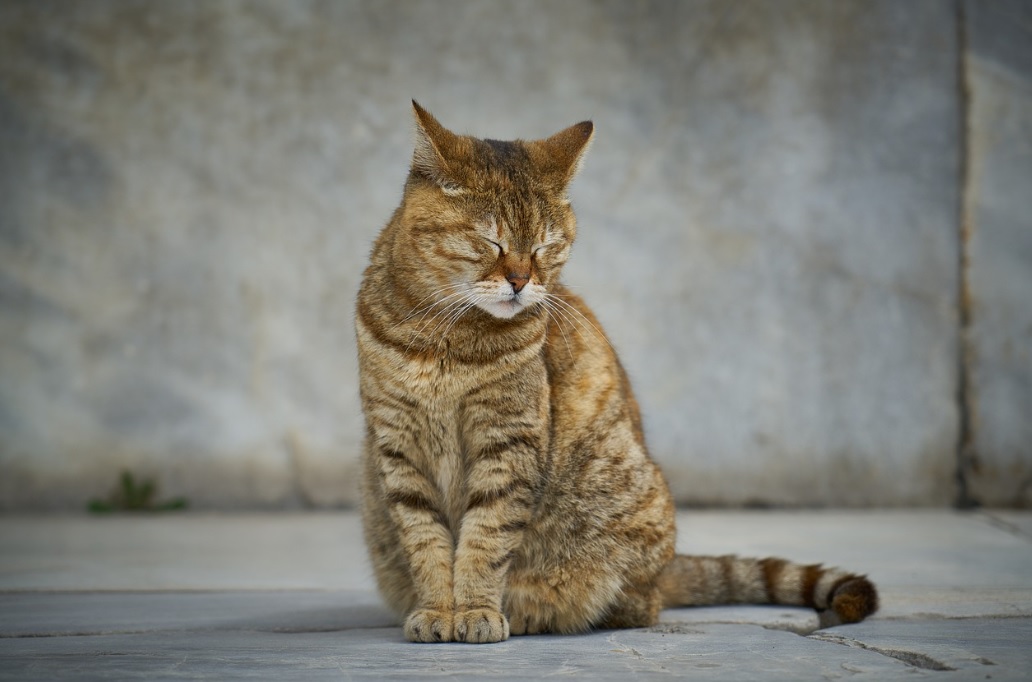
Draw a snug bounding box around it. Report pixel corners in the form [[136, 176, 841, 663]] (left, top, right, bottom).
[[1, 623, 1006, 681], [0, 591, 394, 638], [811, 618, 1032, 678], [2, 605, 1029, 680], [0, 512, 374, 591], [1, 511, 1030, 680], [4, 510, 1031, 598], [987, 510, 1032, 540], [675, 510, 1032, 582]]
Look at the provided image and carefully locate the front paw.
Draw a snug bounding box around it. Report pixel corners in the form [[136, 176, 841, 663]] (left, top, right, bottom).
[[454, 608, 509, 643], [404, 609, 454, 643]]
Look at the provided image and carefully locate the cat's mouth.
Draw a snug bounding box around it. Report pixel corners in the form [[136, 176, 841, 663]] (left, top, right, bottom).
[[468, 280, 545, 320], [482, 295, 525, 319], [474, 290, 535, 320]]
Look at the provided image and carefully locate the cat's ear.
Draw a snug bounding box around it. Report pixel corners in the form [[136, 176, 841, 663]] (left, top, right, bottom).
[[537, 120, 594, 190], [410, 101, 464, 193]]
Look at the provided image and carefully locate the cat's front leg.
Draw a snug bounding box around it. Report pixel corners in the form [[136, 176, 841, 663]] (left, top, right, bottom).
[[453, 385, 546, 643], [374, 446, 457, 642], [453, 448, 537, 643]]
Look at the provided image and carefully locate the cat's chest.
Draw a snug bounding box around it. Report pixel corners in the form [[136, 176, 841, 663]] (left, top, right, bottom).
[[394, 350, 523, 399], [400, 396, 465, 526], [361, 327, 544, 519]]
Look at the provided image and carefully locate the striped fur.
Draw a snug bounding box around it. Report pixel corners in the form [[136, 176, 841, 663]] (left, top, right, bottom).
[[357, 103, 877, 643]]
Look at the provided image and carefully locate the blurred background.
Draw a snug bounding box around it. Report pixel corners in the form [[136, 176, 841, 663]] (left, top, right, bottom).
[[0, 0, 1028, 511]]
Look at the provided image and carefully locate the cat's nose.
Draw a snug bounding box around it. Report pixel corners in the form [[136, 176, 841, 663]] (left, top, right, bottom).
[[506, 272, 530, 293]]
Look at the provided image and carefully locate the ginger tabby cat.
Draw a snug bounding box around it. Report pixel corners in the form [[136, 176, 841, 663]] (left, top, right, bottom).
[[356, 102, 878, 643]]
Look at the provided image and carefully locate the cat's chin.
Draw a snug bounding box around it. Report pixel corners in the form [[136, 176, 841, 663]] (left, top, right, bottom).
[[477, 298, 528, 320]]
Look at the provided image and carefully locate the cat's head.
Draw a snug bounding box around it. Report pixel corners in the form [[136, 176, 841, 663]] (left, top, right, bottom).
[[396, 101, 593, 320]]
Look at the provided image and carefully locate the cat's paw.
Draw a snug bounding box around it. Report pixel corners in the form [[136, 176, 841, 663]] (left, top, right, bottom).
[[454, 608, 509, 643], [403, 609, 454, 643]]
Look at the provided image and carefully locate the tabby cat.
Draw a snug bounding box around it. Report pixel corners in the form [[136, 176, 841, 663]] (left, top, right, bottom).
[[355, 102, 878, 643]]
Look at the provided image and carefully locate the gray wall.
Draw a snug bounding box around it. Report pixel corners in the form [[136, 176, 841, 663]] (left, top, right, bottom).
[[963, 1, 1032, 507], [0, 0, 1028, 510]]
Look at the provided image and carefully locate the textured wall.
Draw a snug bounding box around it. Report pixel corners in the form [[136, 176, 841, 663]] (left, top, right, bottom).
[[0, 1, 1026, 509], [962, 0, 1032, 507]]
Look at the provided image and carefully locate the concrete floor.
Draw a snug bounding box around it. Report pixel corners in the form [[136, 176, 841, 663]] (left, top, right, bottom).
[[1, 510, 1030, 680]]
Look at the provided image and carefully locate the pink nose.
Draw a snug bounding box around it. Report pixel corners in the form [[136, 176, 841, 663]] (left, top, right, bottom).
[[506, 273, 530, 293]]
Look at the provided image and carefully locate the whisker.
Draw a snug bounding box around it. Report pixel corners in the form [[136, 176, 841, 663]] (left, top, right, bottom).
[[406, 281, 469, 309], [420, 296, 478, 352], [541, 300, 574, 357], [391, 284, 470, 330], [540, 299, 574, 340], [543, 293, 613, 351], [438, 296, 483, 340], [405, 292, 475, 353], [404, 289, 471, 330], [417, 291, 475, 329], [415, 292, 482, 352]]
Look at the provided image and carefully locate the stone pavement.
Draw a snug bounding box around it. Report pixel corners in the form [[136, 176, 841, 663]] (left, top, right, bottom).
[[1, 510, 1030, 680]]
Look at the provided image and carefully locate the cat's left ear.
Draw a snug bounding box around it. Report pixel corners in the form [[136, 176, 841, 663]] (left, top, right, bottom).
[[535, 121, 594, 190]]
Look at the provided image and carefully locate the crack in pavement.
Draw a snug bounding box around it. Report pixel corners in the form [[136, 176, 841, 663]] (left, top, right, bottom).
[[979, 511, 1032, 542], [808, 632, 960, 672]]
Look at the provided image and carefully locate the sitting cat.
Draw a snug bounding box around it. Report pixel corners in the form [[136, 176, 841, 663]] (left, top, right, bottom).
[[355, 102, 877, 643]]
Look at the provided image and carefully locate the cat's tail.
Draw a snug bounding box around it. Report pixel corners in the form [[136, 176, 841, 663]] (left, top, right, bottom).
[[656, 554, 878, 626]]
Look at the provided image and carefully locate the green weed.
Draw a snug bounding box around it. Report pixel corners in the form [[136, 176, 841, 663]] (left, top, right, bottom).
[[88, 470, 188, 513]]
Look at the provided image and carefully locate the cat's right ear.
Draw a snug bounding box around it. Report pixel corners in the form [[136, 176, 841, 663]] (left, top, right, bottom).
[[410, 101, 464, 194]]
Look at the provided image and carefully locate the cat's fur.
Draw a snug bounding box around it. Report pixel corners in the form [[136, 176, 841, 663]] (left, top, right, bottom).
[[356, 102, 878, 643]]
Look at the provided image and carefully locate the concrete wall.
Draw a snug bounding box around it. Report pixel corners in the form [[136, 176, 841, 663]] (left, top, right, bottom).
[[0, 0, 1027, 509], [962, 0, 1032, 507]]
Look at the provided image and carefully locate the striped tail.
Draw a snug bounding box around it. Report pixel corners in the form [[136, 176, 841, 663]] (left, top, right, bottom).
[[656, 555, 878, 625]]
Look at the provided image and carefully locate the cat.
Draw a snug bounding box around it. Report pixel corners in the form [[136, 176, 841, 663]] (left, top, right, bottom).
[[355, 101, 878, 643]]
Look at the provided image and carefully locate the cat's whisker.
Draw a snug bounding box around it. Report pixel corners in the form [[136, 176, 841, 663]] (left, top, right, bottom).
[[543, 293, 614, 351], [425, 298, 480, 351], [405, 282, 469, 312], [544, 309, 577, 359], [541, 300, 574, 357], [438, 296, 483, 341], [415, 292, 480, 352], [388, 291, 471, 346], [392, 284, 470, 331], [548, 301, 584, 357], [405, 292, 476, 353], [405, 289, 471, 331]]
